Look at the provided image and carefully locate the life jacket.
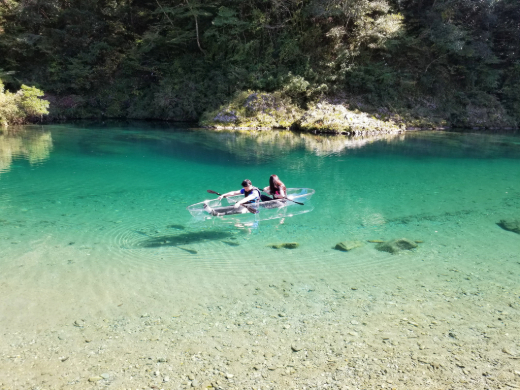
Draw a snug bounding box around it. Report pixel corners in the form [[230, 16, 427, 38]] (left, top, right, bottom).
[[242, 187, 262, 204], [271, 185, 286, 198]]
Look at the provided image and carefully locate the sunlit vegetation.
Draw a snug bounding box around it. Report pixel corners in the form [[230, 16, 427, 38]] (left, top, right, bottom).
[[0, 0, 518, 127], [0, 81, 49, 127]]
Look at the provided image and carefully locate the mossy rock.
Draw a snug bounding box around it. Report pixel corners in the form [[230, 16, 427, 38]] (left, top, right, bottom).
[[334, 240, 364, 252], [497, 219, 520, 234], [200, 91, 302, 129], [294, 102, 401, 134], [268, 242, 299, 249], [375, 238, 418, 254]]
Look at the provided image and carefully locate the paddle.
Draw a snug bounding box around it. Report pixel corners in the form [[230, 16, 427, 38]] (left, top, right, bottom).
[[206, 190, 257, 214], [260, 189, 305, 205]]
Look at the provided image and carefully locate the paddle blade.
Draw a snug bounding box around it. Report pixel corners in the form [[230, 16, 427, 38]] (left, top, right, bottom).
[[207, 190, 221, 196], [244, 205, 258, 214]]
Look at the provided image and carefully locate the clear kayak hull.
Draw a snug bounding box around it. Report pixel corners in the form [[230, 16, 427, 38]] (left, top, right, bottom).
[[187, 188, 315, 222]]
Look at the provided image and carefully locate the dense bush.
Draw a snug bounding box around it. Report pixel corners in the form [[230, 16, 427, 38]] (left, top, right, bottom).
[[0, 81, 49, 127], [0, 0, 518, 126]]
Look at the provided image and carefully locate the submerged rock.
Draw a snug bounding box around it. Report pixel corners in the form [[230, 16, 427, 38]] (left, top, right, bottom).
[[222, 240, 240, 246], [497, 219, 520, 234], [268, 242, 299, 249], [167, 224, 185, 230], [334, 241, 364, 252], [375, 238, 418, 254], [178, 247, 197, 254]]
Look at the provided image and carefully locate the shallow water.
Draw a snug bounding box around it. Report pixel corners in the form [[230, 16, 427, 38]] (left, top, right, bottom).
[[1, 124, 520, 389]]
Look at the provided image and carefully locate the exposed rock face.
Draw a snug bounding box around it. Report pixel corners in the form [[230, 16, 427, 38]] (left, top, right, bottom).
[[375, 238, 418, 254], [201, 93, 403, 134], [200, 91, 302, 129], [212, 110, 239, 124], [334, 241, 365, 252], [497, 219, 520, 234], [293, 102, 402, 134]]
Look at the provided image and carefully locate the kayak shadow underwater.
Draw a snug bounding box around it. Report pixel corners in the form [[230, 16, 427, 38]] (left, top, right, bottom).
[[138, 230, 234, 249]]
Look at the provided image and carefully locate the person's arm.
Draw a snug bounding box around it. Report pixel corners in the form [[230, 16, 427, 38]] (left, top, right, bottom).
[[263, 186, 271, 194], [234, 193, 256, 207], [218, 190, 241, 200]]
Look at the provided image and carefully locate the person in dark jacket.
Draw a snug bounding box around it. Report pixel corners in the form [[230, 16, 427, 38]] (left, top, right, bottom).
[[204, 179, 261, 216]]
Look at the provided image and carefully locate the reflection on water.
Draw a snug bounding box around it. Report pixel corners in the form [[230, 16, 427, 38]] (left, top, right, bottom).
[[66, 126, 405, 166], [60, 124, 520, 163], [204, 129, 406, 157], [0, 126, 53, 174], [298, 132, 405, 155]]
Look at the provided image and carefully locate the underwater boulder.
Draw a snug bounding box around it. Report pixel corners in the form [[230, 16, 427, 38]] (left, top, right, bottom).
[[375, 238, 418, 254], [497, 219, 520, 235], [334, 241, 364, 252], [268, 242, 299, 249], [222, 240, 240, 246]]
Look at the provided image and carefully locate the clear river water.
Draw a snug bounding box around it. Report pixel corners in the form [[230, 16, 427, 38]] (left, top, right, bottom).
[[0, 123, 519, 389]]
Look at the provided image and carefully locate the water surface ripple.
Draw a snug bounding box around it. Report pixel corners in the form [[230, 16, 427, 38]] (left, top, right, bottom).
[[0, 124, 519, 388]]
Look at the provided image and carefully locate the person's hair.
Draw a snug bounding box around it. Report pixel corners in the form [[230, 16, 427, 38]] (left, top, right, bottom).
[[269, 174, 286, 195], [242, 179, 252, 187]]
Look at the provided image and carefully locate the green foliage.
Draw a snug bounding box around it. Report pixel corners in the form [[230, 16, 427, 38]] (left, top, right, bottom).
[[0, 0, 519, 125], [19, 85, 50, 117], [0, 81, 49, 127], [0, 81, 20, 127]]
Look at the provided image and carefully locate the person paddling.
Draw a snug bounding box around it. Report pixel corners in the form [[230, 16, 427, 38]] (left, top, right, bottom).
[[263, 174, 287, 200], [204, 179, 261, 216]]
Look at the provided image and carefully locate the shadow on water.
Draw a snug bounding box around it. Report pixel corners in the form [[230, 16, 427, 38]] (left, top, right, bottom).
[[138, 230, 233, 248]]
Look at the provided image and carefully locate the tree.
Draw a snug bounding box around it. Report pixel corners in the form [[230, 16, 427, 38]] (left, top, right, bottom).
[[0, 81, 49, 127]]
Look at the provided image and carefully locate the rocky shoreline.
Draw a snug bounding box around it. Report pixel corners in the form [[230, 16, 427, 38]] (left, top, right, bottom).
[[2, 266, 519, 390], [201, 92, 404, 135], [200, 91, 519, 134]]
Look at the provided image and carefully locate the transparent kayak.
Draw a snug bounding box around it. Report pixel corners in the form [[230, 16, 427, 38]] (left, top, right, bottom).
[[187, 188, 315, 222]]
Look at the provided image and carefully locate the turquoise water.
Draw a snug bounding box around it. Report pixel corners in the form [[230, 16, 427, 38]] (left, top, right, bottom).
[[1, 124, 520, 388], [2, 125, 519, 251], [1, 124, 519, 285]]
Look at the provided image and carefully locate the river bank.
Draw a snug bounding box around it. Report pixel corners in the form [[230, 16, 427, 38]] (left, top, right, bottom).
[[37, 90, 519, 135], [191, 91, 519, 134]]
